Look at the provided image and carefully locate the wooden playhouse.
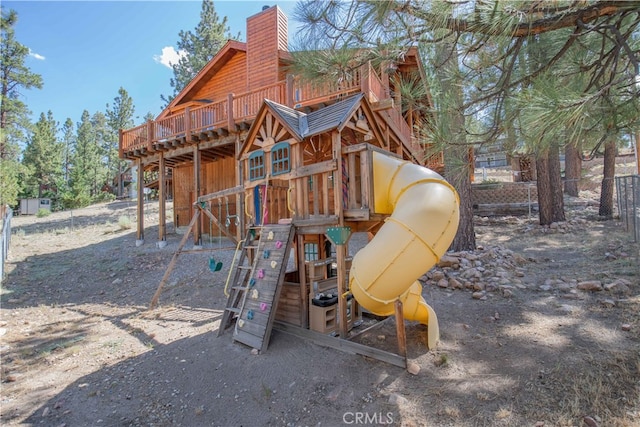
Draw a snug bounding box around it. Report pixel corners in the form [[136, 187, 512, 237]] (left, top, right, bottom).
[[121, 6, 458, 366]]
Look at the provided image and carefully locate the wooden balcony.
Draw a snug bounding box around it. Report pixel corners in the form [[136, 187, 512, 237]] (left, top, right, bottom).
[[119, 62, 421, 163]]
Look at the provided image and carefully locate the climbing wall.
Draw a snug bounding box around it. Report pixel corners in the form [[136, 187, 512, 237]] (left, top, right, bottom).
[[233, 224, 295, 352]]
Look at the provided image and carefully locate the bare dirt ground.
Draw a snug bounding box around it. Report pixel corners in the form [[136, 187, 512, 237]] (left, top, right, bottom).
[[1, 163, 639, 426]]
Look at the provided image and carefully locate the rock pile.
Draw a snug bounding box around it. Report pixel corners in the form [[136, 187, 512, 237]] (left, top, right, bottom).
[[422, 244, 634, 303], [421, 245, 529, 300]]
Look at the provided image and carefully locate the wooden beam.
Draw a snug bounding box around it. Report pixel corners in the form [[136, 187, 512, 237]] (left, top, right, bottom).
[[136, 158, 144, 241], [158, 152, 166, 243], [394, 300, 407, 362], [149, 210, 200, 309], [274, 321, 406, 368], [198, 185, 244, 203], [193, 144, 201, 246]]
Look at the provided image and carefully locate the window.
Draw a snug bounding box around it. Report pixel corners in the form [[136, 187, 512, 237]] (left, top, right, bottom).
[[271, 142, 291, 176], [304, 243, 319, 261], [248, 151, 265, 181]]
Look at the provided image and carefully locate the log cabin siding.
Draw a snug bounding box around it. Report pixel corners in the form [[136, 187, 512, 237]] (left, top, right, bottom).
[[174, 156, 238, 229], [192, 52, 249, 102]]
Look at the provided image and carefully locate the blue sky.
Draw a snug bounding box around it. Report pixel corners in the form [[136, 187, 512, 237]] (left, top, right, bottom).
[[5, 0, 300, 129]]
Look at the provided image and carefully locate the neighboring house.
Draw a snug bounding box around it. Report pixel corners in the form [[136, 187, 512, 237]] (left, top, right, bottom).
[[119, 6, 456, 354]]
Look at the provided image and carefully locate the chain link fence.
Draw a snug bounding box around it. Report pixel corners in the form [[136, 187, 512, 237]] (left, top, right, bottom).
[[1, 206, 13, 283], [615, 175, 640, 242]]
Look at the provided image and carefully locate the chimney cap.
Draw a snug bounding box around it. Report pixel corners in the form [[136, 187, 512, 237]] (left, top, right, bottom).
[[262, 5, 270, 11]]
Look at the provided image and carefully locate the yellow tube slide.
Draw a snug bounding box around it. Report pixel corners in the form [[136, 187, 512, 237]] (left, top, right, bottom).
[[349, 152, 460, 349]]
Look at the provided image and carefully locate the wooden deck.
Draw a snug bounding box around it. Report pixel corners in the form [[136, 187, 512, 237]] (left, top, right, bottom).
[[119, 62, 419, 166]]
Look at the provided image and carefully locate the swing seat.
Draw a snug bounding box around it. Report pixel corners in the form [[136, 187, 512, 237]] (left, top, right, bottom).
[[209, 257, 223, 272]]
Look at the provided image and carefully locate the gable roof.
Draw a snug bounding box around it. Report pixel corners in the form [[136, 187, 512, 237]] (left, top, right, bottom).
[[240, 94, 386, 158], [268, 93, 365, 139], [158, 40, 246, 119]]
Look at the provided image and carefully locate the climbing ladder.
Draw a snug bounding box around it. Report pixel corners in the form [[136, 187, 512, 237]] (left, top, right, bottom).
[[218, 224, 295, 353]]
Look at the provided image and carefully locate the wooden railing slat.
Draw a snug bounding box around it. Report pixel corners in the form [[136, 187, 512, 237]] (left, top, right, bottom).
[[121, 70, 412, 155]]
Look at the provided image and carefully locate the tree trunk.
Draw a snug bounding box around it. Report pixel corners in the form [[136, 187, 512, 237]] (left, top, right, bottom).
[[564, 141, 581, 197], [549, 141, 565, 222], [598, 138, 616, 218], [435, 40, 475, 251], [447, 147, 476, 252], [536, 150, 553, 225]]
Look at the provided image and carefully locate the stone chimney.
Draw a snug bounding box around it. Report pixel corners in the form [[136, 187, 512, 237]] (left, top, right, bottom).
[[246, 5, 288, 90]]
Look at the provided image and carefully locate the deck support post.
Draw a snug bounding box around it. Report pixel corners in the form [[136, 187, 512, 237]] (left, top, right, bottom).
[[136, 159, 144, 245], [394, 299, 407, 364], [158, 152, 166, 247], [193, 144, 201, 247]]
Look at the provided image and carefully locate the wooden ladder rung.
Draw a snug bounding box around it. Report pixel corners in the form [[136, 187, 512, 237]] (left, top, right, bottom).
[[225, 307, 241, 314], [231, 286, 248, 291]]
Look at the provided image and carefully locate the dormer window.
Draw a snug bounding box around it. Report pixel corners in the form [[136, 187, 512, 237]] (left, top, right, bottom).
[[271, 142, 290, 176], [249, 150, 265, 181]]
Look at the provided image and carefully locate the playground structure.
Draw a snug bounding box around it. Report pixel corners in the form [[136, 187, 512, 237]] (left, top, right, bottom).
[[122, 6, 459, 366]]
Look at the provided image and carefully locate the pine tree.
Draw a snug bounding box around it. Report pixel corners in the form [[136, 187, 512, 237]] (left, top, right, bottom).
[[105, 87, 134, 197], [292, 0, 640, 241], [65, 110, 98, 208], [21, 111, 63, 199], [0, 8, 43, 207], [90, 112, 109, 197], [61, 118, 74, 184], [161, 0, 239, 105]]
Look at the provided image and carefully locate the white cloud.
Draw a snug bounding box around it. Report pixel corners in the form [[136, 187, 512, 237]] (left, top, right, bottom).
[[153, 46, 187, 69], [29, 49, 45, 60]]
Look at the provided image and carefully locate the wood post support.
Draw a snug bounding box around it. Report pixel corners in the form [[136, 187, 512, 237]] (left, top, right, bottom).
[[336, 244, 348, 338], [136, 159, 144, 243], [193, 144, 201, 246], [394, 299, 407, 363], [158, 152, 166, 244]]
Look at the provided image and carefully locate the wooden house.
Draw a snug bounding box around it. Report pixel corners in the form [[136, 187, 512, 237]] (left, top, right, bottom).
[[121, 6, 458, 364]]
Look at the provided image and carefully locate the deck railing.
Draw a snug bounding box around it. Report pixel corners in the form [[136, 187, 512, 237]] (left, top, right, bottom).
[[190, 99, 228, 134], [291, 68, 362, 108], [121, 123, 149, 153], [233, 81, 287, 121], [121, 63, 410, 154]]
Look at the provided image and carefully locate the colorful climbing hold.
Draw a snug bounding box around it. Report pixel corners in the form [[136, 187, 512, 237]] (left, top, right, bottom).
[[257, 269, 265, 279], [267, 231, 274, 240], [251, 289, 259, 299], [238, 319, 245, 328], [247, 310, 254, 320], [249, 277, 256, 287], [275, 240, 283, 249], [260, 302, 268, 311], [263, 249, 270, 259], [270, 260, 277, 269]]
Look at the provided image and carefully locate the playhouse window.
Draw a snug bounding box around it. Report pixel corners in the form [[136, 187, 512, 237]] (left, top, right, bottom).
[[304, 243, 319, 261], [249, 151, 265, 181], [271, 142, 290, 176]]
